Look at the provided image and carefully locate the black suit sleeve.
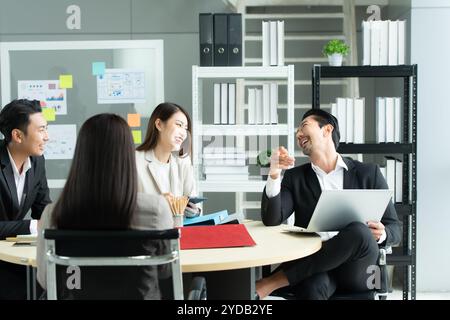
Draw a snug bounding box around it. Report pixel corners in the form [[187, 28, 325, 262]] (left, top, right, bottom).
[[373, 164, 401, 246], [261, 170, 295, 226], [0, 220, 31, 239], [30, 159, 51, 220]]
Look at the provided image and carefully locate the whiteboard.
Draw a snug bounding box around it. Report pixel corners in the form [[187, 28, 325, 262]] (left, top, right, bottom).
[[0, 40, 164, 196]]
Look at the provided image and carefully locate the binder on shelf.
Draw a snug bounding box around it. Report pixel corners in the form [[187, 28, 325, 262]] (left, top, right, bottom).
[[183, 210, 229, 226], [214, 13, 228, 66], [180, 224, 256, 249], [199, 13, 214, 66], [227, 13, 242, 66]]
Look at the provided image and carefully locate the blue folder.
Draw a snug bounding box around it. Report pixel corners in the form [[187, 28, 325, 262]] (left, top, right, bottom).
[[183, 210, 229, 226]]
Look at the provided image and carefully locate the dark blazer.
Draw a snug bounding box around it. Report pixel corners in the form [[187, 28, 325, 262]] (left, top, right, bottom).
[[261, 157, 401, 247], [0, 140, 51, 238]]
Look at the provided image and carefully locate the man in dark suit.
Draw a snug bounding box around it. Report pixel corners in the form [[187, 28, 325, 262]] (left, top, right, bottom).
[[0, 99, 51, 299], [256, 108, 400, 300]]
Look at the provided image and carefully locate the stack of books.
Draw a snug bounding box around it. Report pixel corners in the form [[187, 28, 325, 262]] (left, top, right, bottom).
[[362, 20, 406, 66], [262, 20, 284, 66], [247, 84, 278, 125], [330, 97, 365, 143], [376, 97, 402, 143], [202, 147, 249, 181]]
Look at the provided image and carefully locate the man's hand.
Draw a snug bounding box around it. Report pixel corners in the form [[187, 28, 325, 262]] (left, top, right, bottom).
[[367, 221, 385, 241], [269, 146, 295, 180]]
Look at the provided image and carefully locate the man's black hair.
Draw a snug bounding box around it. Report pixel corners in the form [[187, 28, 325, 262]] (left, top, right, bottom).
[[0, 99, 42, 143], [302, 108, 340, 150]]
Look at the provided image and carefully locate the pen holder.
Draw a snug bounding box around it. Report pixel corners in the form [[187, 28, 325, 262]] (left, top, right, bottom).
[[173, 214, 184, 228]]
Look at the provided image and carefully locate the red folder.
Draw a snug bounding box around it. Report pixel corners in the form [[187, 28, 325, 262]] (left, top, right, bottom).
[[179, 224, 256, 250]]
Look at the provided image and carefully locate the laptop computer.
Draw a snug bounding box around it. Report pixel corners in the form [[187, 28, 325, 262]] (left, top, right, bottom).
[[284, 189, 392, 233]]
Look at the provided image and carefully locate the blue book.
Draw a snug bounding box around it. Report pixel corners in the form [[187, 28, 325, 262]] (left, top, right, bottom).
[[183, 210, 229, 226]]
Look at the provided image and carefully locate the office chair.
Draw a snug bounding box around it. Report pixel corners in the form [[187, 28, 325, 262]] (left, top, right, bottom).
[[268, 247, 390, 300], [44, 228, 207, 300]]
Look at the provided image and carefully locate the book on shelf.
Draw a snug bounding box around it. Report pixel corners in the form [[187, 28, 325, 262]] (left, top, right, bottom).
[[220, 83, 228, 124], [376, 96, 402, 143], [270, 83, 278, 124], [228, 83, 236, 125], [383, 157, 403, 203], [214, 83, 221, 124], [376, 97, 386, 143], [248, 88, 256, 125], [345, 98, 354, 144]]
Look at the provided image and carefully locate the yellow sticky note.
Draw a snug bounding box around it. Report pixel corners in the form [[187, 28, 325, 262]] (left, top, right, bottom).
[[42, 108, 56, 122], [59, 74, 73, 88], [127, 113, 141, 127], [132, 130, 142, 144]]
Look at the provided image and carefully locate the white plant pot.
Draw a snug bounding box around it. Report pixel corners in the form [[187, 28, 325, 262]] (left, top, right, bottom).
[[328, 53, 343, 66]]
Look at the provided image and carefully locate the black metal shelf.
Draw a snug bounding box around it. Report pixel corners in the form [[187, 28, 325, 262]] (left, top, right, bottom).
[[316, 65, 417, 78], [387, 252, 413, 266], [312, 64, 417, 300], [337, 143, 412, 154], [395, 204, 413, 217]]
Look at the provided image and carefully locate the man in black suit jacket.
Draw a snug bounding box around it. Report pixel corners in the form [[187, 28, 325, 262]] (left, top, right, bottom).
[[0, 99, 51, 299], [256, 109, 400, 300]]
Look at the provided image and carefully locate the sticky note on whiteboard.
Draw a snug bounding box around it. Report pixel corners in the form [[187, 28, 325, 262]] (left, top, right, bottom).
[[92, 62, 106, 76], [59, 75, 73, 89], [132, 130, 142, 144], [42, 108, 56, 122], [127, 114, 141, 127]]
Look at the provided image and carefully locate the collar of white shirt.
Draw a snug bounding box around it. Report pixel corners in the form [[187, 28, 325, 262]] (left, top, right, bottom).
[[6, 147, 31, 177], [311, 154, 348, 176]]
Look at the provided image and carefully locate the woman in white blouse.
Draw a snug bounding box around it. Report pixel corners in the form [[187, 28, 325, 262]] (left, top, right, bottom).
[[136, 102, 200, 218]]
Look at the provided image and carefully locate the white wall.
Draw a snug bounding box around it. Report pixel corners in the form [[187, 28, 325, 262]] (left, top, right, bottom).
[[411, 0, 450, 291]]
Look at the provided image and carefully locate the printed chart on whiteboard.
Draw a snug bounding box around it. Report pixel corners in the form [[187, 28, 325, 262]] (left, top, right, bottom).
[[17, 80, 67, 115], [96, 68, 146, 104], [44, 124, 77, 160]]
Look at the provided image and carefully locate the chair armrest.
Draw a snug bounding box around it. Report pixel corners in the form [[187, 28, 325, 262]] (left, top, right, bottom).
[[187, 276, 207, 300]]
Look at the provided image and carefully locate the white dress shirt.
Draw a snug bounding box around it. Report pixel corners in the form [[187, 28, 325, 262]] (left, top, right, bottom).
[[266, 154, 386, 243], [6, 148, 36, 234]]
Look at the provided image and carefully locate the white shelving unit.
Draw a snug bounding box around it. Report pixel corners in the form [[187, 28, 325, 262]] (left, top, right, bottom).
[[192, 65, 295, 215]]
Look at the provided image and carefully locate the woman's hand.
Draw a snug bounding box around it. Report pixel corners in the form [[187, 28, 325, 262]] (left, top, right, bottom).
[[184, 201, 201, 218]]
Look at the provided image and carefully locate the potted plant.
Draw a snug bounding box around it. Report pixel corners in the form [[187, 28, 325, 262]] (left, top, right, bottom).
[[322, 39, 350, 66], [256, 149, 272, 180]]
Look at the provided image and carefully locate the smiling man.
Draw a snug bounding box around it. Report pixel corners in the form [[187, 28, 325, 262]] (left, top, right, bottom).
[[0, 99, 51, 299], [256, 108, 400, 300]]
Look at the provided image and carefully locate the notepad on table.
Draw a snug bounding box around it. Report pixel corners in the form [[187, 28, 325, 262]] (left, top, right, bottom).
[[179, 224, 256, 249]]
